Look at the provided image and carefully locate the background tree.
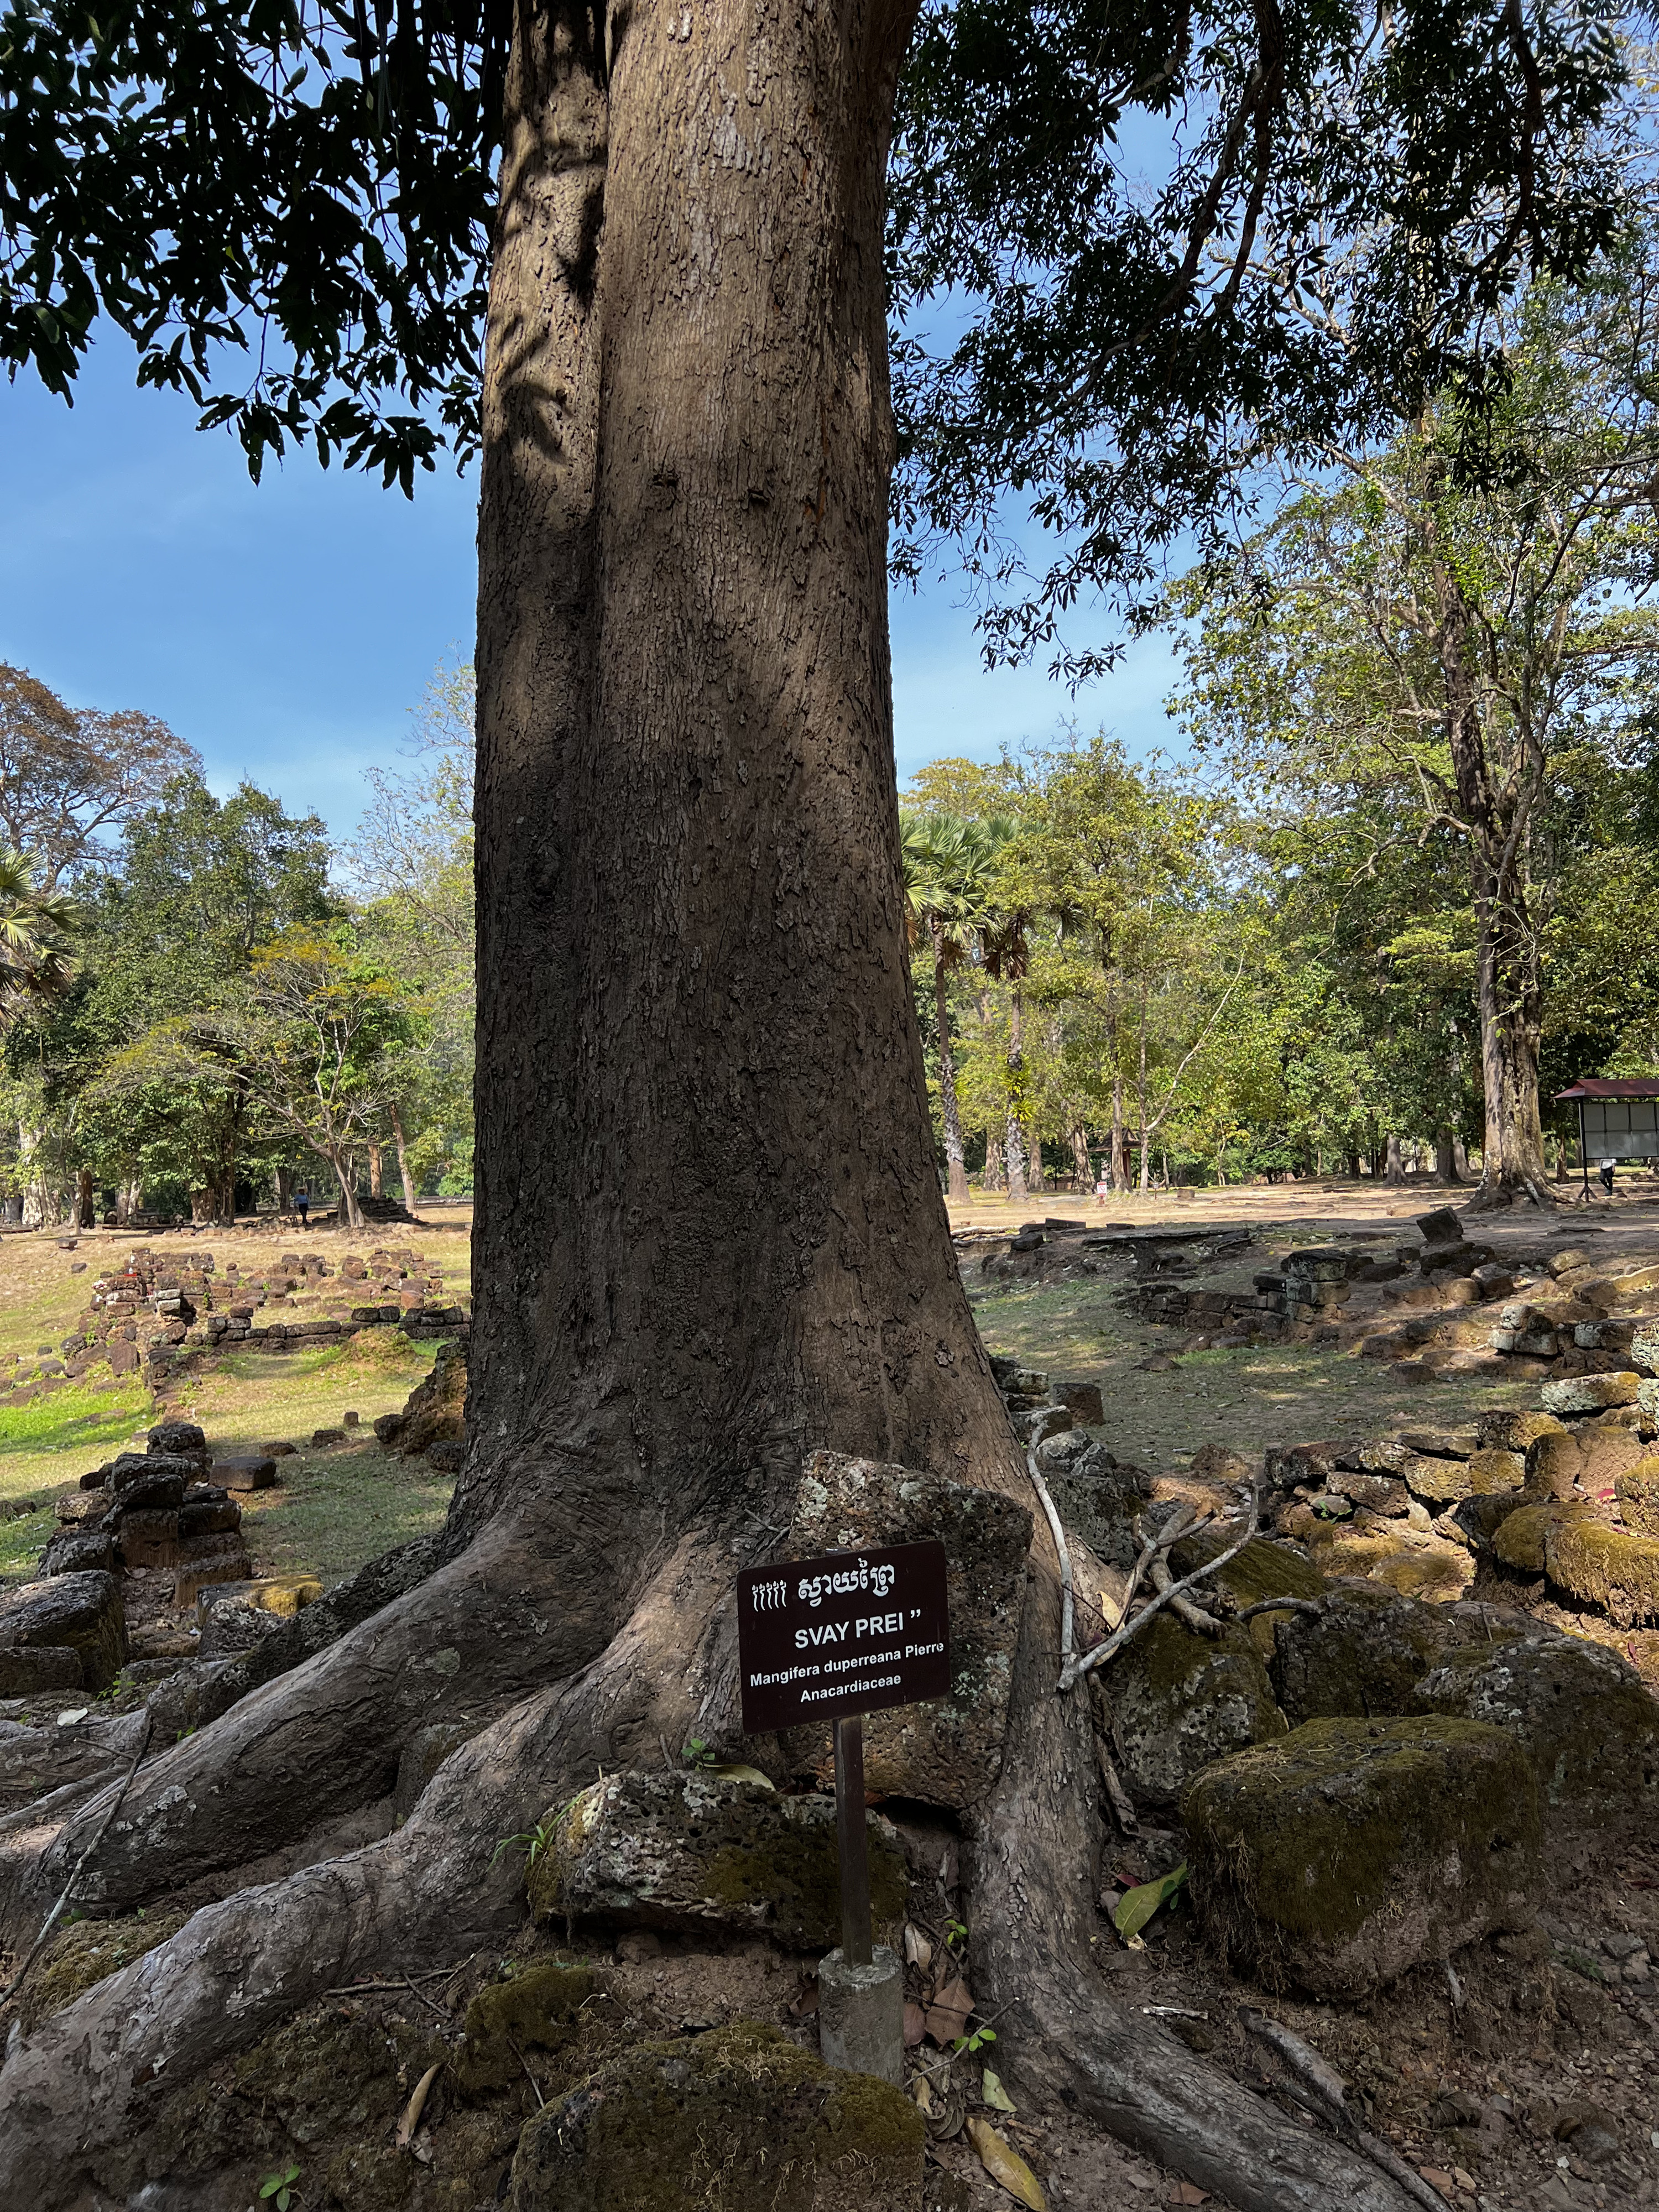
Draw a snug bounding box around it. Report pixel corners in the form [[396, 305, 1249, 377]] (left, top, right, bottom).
[[0, 666, 200, 888], [1175, 260, 1659, 1203], [349, 659, 476, 1205], [219, 925, 422, 1228]]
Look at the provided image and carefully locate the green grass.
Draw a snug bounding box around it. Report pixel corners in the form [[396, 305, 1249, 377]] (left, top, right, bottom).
[[0, 1378, 154, 1506], [968, 1274, 1545, 1471], [239, 1444, 454, 1584], [0, 1505, 55, 1585]]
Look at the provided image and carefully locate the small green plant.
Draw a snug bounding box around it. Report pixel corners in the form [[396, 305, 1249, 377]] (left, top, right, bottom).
[[491, 1818, 555, 1872], [943, 1917, 968, 1949], [682, 1737, 717, 1768], [952, 2023, 997, 2057], [259, 2166, 301, 2211]]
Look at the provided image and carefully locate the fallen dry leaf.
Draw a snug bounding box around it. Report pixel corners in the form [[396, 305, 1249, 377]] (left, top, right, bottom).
[[904, 1923, 934, 1973], [1450, 2173, 1476, 2195], [966, 2116, 1046, 2210], [395, 2060, 442, 2150], [791, 1982, 819, 2017], [980, 2064, 1016, 2112], [1167, 2186, 1209, 2206], [911, 2074, 934, 2116], [1418, 2169, 1454, 2199], [902, 2001, 927, 2048], [925, 1975, 974, 2044]]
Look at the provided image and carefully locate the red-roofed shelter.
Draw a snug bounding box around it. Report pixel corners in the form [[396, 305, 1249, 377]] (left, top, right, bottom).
[[1554, 1078, 1659, 1195]]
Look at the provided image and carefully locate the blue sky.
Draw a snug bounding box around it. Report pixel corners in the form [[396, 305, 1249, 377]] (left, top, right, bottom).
[[0, 339, 1182, 841]]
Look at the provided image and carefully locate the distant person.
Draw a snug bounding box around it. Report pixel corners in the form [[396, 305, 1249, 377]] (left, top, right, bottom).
[[295, 1188, 309, 1223], [1095, 1171, 1110, 1207], [1600, 1160, 1615, 1197]]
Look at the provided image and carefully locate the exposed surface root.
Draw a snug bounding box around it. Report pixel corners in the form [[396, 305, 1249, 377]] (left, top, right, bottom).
[[0, 1538, 726, 2210], [0, 1493, 635, 1945], [968, 1574, 1421, 2212]]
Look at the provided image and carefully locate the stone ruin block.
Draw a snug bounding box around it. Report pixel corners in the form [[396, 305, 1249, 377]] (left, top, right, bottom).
[[1541, 1371, 1643, 1416], [768, 1451, 1032, 1810], [0, 1571, 125, 1691], [528, 1769, 907, 1951], [1185, 1715, 1540, 1996]]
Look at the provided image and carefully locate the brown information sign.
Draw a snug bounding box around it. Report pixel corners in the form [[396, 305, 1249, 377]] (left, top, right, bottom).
[[737, 1540, 950, 1735]]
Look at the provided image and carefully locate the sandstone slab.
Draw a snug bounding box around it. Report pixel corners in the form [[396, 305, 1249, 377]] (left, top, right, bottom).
[[1415, 1633, 1659, 1814], [1184, 1717, 1540, 1995], [213, 1455, 278, 1492], [508, 2023, 925, 2212], [775, 1451, 1031, 1808], [528, 1770, 907, 1950], [1478, 1411, 1569, 1454], [1542, 1373, 1642, 1415], [0, 1571, 124, 1689]]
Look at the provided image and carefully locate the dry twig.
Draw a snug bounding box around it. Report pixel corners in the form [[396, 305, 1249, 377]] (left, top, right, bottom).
[[1024, 1442, 1076, 1673], [0, 1714, 153, 2012], [1149, 1552, 1223, 1636], [1061, 1491, 1260, 1692], [1238, 1595, 1322, 1623], [1238, 2008, 1448, 2212]]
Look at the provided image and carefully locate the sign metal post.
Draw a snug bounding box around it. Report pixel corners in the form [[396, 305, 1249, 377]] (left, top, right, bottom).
[[834, 1714, 873, 1966], [735, 1538, 950, 2082]]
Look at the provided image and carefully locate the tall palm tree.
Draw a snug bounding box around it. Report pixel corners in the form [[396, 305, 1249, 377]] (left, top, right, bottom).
[[902, 812, 1021, 1203], [0, 846, 75, 1019]]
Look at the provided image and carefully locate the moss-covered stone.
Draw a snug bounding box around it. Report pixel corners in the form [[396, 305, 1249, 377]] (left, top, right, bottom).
[[527, 1772, 906, 1951], [1183, 1716, 1540, 1996], [1478, 1410, 1568, 1454], [1369, 1542, 1474, 1603], [1616, 1459, 1659, 1537], [1525, 1431, 1585, 1500], [1413, 1634, 1659, 1814], [1467, 1449, 1526, 1496], [18, 1907, 192, 2031], [508, 2022, 925, 2211], [1493, 1501, 1596, 1573], [1107, 1614, 1286, 1806], [777, 1451, 1032, 1808], [1269, 1586, 1459, 1726], [1400, 1454, 1472, 1506], [393, 1338, 467, 1457], [1542, 1372, 1643, 1415], [453, 1963, 602, 2095], [1166, 1528, 1325, 1658], [1545, 1521, 1659, 1626]]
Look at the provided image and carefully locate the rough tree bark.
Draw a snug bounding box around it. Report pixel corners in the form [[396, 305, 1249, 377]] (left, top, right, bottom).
[[0, 4, 1419, 2206]]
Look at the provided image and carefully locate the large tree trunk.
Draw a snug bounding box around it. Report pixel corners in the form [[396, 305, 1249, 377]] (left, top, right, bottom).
[[1472, 902, 1549, 1205], [390, 1101, 420, 1212], [0, 8, 1421, 2208], [1438, 572, 1551, 1209], [1005, 991, 1029, 1204], [930, 917, 969, 1202]]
